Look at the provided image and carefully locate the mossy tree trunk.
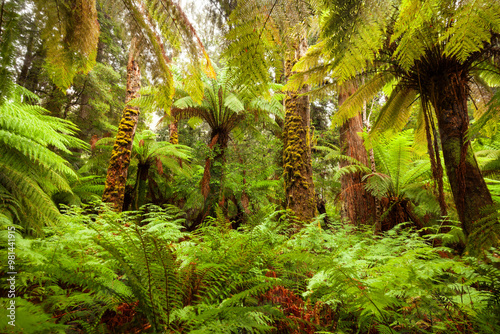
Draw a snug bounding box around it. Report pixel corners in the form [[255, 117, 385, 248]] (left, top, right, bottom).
[[283, 38, 316, 223], [169, 121, 178, 144], [102, 44, 141, 211], [429, 70, 499, 250], [339, 84, 375, 225]]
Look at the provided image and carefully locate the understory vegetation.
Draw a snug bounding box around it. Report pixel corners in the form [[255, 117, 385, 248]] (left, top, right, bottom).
[[2, 204, 500, 333], [2, 0, 500, 333]]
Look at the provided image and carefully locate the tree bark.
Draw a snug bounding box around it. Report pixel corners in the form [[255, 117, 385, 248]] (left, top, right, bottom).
[[133, 162, 150, 210], [17, 32, 35, 87], [102, 42, 141, 211], [283, 38, 316, 223], [169, 121, 179, 144], [430, 71, 500, 250], [339, 84, 375, 225], [201, 130, 230, 218]]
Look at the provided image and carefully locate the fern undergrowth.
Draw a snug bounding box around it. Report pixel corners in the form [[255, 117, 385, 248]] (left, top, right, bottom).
[[1, 203, 500, 333]]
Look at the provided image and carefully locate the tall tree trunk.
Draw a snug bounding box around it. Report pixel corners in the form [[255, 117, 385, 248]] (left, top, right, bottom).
[[339, 84, 375, 225], [283, 38, 316, 223], [102, 42, 141, 211], [17, 31, 35, 87], [430, 71, 500, 250]]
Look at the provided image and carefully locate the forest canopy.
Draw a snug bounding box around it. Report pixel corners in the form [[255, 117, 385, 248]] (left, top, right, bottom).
[[1, 0, 500, 333]]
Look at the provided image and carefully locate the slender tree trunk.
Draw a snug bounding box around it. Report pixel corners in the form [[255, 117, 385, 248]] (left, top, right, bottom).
[[339, 84, 375, 225], [17, 32, 35, 87], [283, 38, 316, 224], [133, 163, 150, 210], [201, 130, 229, 218], [430, 71, 500, 250], [102, 42, 141, 211]]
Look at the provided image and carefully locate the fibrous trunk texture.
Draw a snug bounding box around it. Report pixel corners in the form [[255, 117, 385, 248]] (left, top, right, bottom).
[[430, 70, 499, 250], [200, 130, 230, 219], [102, 45, 141, 211], [422, 104, 447, 218], [379, 198, 422, 232], [283, 38, 316, 223], [133, 162, 150, 210], [169, 121, 179, 144], [339, 85, 375, 225]]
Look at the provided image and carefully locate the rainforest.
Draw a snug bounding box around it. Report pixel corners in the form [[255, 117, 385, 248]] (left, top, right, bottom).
[[1, 0, 500, 333]]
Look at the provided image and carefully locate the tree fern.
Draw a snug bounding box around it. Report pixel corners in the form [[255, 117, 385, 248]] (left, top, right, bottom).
[[441, 0, 500, 62], [369, 87, 418, 140], [0, 84, 88, 233], [31, 0, 100, 90]]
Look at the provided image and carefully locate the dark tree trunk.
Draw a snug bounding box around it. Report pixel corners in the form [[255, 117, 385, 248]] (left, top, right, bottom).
[[379, 198, 423, 232], [102, 42, 141, 211], [283, 38, 316, 224], [17, 32, 35, 87], [339, 85, 376, 225], [133, 163, 150, 210], [44, 85, 66, 118], [430, 71, 499, 250], [201, 129, 230, 219]]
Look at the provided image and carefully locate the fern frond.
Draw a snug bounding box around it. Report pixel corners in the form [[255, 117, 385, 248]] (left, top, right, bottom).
[[321, 0, 397, 83], [442, 0, 500, 62], [332, 72, 394, 127], [369, 86, 418, 139], [0, 84, 84, 233], [33, 0, 99, 89]]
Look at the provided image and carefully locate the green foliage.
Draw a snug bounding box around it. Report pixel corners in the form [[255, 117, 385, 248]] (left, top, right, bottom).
[[364, 131, 440, 216], [223, 0, 315, 96], [291, 220, 500, 333], [5, 2, 500, 334], [0, 0, 20, 101], [0, 298, 68, 333], [170, 67, 282, 133], [0, 84, 88, 233], [4, 200, 500, 333], [66, 62, 126, 142], [130, 130, 193, 209], [32, 0, 100, 90]]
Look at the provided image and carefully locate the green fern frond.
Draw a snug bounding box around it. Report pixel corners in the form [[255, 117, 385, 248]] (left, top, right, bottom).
[[391, 0, 438, 71], [332, 72, 395, 127], [369, 86, 418, 139], [321, 0, 397, 83], [442, 0, 500, 62], [33, 0, 99, 90]]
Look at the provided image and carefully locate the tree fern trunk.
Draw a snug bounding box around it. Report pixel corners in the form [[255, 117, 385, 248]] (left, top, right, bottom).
[[339, 84, 375, 226], [102, 43, 141, 211], [169, 121, 178, 144], [431, 71, 499, 250], [201, 129, 229, 219], [133, 163, 150, 210], [283, 38, 316, 224]]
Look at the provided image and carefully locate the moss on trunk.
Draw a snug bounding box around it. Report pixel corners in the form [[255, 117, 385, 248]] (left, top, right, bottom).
[[169, 121, 178, 144], [102, 45, 141, 211], [283, 38, 316, 224]]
